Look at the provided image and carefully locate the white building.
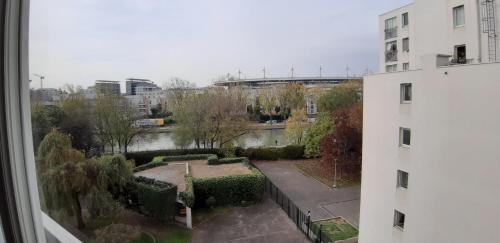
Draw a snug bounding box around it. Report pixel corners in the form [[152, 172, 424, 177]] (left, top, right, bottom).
[[381, 0, 499, 73], [360, 1, 500, 243]]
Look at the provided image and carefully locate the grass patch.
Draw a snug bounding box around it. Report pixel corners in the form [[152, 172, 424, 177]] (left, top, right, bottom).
[[192, 207, 232, 226], [158, 229, 192, 243], [294, 160, 360, 188], [313, 218, 358, 241], [133, 233, 155, 243]]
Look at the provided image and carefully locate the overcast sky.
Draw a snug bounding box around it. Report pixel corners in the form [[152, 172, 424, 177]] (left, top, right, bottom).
[[29, 0, 411, 90]]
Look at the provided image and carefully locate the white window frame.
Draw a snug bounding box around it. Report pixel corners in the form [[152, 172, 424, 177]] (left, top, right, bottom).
[[402, 12, 409, 27], [2, 0, 81, 242], [402, 63, 410, 71], [397, 170, 409, 189], [399, 127, 411, 147], [400, 83, 412, 103], [393, 210, 406, 230], [453, 5, 465, 28], [402, 37, 409, 52]]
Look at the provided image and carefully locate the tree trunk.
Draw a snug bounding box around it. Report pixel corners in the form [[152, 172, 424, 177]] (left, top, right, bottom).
[[72, 191, 85, 229]]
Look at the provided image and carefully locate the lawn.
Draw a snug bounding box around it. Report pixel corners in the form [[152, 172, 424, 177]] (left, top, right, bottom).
[[312, 217, 358, 242], [158, 229, 192, 243], [133, 233, 155, 243], [294, 159, 360, 188]]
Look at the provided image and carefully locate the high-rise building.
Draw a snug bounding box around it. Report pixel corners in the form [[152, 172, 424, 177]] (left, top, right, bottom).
[[360, 1, 500, 243], [125, 78, 160, 95], [94, 80, 121, 95]]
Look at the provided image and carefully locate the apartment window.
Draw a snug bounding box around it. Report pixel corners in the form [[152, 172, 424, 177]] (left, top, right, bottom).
[[385, 17, 398, 39], [400, 83, 412, 103], [394, 210, 406, 229], [402, 38, 409, 52], [399, 127, 411, 147], [386, 64, 397, 73], [402, 12, 409, 27], [397, 170, 409, 189], [453, 5, 465, 27], [385, 41, 398, 62], [454, 45, 467, 64], [403, 63, 410, 71]]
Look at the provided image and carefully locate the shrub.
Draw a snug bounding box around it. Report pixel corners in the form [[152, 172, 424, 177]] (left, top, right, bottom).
[[193, 167, 265, 208], [125, 148, 226, 166], [207, 154, 219, 164], [179, 174, 195, 208], [160, 154, 215, 162], [133, 161, 168, 173], [205, 196, 216, 208], [209, 157, 249, 165], [134, 176, 177, 223], [236, 145, 304, 160]]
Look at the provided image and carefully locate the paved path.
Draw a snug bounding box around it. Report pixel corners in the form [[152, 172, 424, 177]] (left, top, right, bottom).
[[192, 198, 308, 243], [254, 160, 360, 227]]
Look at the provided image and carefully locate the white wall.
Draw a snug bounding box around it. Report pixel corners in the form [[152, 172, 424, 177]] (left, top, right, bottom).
[[360, 56, 500, 243]]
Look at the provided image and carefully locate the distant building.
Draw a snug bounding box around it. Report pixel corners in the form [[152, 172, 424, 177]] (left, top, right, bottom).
[[29, 88, 64, 105], [125, 78, 161, 95], [214, 76, 362, 118], [95, 80, 120, 95]]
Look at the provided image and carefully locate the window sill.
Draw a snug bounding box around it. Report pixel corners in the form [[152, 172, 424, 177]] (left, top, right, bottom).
[[454, 24, 465, 29], [400, 101, 412, 104], [399, 144, 410, 149], [42, 212, 82, 243], [393, 225, 404, 231]]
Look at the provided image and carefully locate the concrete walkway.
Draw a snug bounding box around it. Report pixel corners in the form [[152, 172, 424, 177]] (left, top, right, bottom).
[[192, 197, 308, 243], [254, 160, 360, 227]]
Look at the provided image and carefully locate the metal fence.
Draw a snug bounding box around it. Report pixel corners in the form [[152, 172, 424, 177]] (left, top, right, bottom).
[[264, 177, 335, 243]]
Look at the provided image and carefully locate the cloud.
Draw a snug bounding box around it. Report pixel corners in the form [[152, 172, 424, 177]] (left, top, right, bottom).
[[29, 0, 411, 90]]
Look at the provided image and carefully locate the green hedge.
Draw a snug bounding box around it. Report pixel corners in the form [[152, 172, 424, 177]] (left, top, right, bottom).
[[125, 148, 226, 166], [133, 161, 168, 173], [193, 167, 265, 208], [134, 176, 177, 223], [209, 157, 249, 165], [179, 174, 195, 208], [237, 145, 305, 160]]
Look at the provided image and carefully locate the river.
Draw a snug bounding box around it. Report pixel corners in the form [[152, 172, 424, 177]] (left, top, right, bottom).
[[127, 128, 286, 152]]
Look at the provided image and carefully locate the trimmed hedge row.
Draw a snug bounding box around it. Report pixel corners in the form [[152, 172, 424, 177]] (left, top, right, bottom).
[[133, 161, 168, 173], [193, 167, 265, 208], [155, 154, 215, 163], [134, 176, 177, 223], [209, 157, 249, 165], [125, 148, 226, 166], [179, 174, 195, 208], [236, 145, 305, 160]]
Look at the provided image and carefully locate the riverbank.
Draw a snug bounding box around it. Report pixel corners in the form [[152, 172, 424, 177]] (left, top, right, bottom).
[[147, 122, 286, 133]]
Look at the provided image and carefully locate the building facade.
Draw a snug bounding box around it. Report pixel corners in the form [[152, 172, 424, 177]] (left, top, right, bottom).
[[94, 80, 121, 95], [125, 78, 161, 95], [380, 0, 499, 73], [361, 1, 500, 243]]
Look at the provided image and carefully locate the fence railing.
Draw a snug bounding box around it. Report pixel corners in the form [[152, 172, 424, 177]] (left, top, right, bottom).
[[264, 176, 335, 243]]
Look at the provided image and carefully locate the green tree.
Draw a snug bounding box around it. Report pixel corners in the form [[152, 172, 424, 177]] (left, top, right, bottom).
[[37, 129, 103, 228], [304, 113, 332, 158], [31, 104, 64, 150], [317, 82, 362, 112], [278, 83, 305, 119], [285, 108, 310, 145]]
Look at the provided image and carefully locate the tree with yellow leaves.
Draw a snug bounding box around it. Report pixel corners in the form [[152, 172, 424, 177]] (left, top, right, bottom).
[[285, 108, 310, 145]]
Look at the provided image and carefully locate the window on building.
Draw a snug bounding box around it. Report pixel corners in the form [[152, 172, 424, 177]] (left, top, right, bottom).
[[399, 127, 411, 147], [397, 170, 409, 188], [453, 5, 465, 27], [394, 210, 406, 229], [385, 41, 398, 62], [386, 64, 397, 73], [402, 38, 409, 52], [403, 63, 410, 71], [402, 12, 409, 27], [400, 83, 412, 103], [385, 17, 398, 39], [454, 45, 467, 64]]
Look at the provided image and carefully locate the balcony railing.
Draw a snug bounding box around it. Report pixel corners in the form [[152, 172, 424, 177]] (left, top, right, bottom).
[[385, 27, 398, 39], [385, 50, 398, 62]]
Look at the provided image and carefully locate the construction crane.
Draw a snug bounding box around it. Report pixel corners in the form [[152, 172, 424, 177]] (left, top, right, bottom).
[[33, 73, 45, 89]]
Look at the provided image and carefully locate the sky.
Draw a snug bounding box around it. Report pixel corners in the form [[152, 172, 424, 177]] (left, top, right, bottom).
[[29, 0, 411, 90]]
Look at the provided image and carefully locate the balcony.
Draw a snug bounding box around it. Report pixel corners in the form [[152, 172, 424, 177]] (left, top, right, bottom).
[[385, 27, 398, 39], [385, 50, 398, 62]]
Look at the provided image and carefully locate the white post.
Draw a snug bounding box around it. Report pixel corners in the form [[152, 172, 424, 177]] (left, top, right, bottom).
[[186, 207, 192, 229]]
